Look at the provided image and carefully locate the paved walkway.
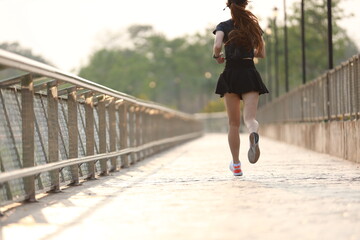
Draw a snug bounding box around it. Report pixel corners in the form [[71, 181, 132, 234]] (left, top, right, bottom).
[[1, 134, 360, 240]]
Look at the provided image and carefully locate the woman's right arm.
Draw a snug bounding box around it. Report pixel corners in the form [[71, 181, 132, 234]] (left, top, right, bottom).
[[213, 31, 225, 64]]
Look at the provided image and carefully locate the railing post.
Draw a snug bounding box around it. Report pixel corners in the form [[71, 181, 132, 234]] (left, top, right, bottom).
[[149, 110, 155, 154], [326, 73, 331, 121], [135, 106, 142, 161], [143, 108, 150, 158], [154, 110, 160, 153], [119, 102, 129, 168], [355, 56, 360, 119], [148, 109, 154, 155], [47, 81, 60, 192], [161, 112, 166, 150], [21, 74, 36, 202], [98, 95, 108, 176], [108, 98, 117, 171], [85, 92, 96, 179], [349, 58, 357, 120], [154, 110, 161, 153], [67, 87, 80, 185], [129, 104, 136, 164]]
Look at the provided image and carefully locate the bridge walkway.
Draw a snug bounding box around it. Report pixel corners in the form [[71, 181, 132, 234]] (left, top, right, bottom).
[[1, 134, 359, 240]]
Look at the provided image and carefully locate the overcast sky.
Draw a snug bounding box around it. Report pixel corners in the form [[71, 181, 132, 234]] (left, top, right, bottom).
[[1, 0, 359, 72]]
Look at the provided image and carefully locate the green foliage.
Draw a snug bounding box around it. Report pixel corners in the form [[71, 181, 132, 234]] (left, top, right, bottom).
[[79, 48, 152, 97]]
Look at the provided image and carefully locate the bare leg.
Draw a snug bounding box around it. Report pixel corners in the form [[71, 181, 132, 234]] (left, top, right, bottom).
[[242, 91, 261, 163], [224, 93, 241, 164], [242, 91, 259, 133]]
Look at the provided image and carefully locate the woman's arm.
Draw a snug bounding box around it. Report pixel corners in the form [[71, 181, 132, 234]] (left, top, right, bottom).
[[213, 31, 225, 64]]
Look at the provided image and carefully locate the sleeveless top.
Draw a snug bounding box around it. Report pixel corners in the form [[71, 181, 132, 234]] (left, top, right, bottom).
[[213, 19, 255, 60], [212, 19, 269, 98]]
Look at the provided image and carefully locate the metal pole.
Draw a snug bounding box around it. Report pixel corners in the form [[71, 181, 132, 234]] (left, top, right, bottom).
[[284, 0, 289, 92], [98, 96, 108, 176], [135, 106, 142, 162], [301, 0, 307, 84], [265, 26, 273, 102], [21, 74, 36, 202], [119, 102, 130, 168], [327, 0, 334, 69], [108, 99, 117, 171], [67, 87, 80, 185], [47, 81, 60, 192], [85, 92, 96, 180], [273, 7, 279, 97], [129, 105, 136, 163]]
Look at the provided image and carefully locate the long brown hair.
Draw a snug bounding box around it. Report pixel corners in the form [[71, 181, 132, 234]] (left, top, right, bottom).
[[226, 0, 263, 53]]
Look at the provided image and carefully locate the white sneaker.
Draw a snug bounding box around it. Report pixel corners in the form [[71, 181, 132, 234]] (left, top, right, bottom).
[[229, 162, 243, 176]]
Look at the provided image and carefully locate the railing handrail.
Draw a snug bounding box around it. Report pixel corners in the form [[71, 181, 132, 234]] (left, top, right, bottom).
[[0, 49, 192, 119]]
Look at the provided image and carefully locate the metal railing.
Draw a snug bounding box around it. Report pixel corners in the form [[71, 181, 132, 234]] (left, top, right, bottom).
[[0, 49, 203, 208], [257, 54, 360, 123]]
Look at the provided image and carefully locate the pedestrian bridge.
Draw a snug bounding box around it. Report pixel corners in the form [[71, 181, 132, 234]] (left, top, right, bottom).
[[0, 49, 359, 239]]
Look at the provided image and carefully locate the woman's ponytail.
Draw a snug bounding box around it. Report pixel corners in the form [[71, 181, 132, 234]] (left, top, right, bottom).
[[226, 1, 264, 54]]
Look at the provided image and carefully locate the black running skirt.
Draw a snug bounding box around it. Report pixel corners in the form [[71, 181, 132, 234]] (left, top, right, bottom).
[[215, 59, 269, 98]]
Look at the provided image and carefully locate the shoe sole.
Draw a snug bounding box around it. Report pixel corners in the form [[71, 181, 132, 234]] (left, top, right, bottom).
[[248, 133, 260, 164]]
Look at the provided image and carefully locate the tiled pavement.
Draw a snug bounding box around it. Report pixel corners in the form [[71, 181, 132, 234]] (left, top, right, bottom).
[[1, 133, 360, 240]]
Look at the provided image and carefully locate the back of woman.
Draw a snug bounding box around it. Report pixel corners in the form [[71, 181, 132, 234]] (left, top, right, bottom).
[[212, 0, 269, 176]]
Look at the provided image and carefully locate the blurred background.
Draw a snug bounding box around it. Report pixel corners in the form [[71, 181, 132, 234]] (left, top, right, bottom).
[[1, 0, 359, 113]]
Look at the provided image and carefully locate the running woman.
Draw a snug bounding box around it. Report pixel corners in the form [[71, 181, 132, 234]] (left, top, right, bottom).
[[212, 0, 269, 176]]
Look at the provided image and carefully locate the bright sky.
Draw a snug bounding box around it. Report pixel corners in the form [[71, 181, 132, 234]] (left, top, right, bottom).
[[1, 0, 359, 72]]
